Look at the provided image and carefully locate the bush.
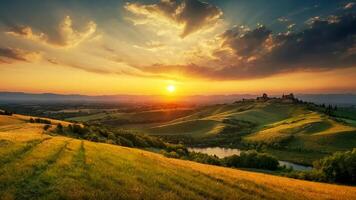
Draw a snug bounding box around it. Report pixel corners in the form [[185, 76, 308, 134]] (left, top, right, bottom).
[[0, 110, 13, 116], [115, 135, 134, 147], [189, 152, 221, 165], [85, 133, 99, 142], [163, 151, 180, 158], [43, 124, 51, 130], [56, 123, 63, 133], [314, 149, 356, 184], [71, 124, 88, 135], [223, 150, 279, 170], [284, 149, 356, 184], [34, 118, 51, 124]]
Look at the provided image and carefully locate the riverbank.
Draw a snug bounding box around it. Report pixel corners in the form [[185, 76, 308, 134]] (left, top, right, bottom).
[[188, 147, 313, 171]]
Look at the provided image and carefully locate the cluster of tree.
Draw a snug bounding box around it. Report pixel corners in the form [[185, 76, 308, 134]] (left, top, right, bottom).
[[53, 123, 167, 149], [43, 124, 52, 131], [243, 134, 295, 150], [305, 103, 339, 117], [29, 118, 51, 124], [286, 149, 356, 184], [0, 110, 13, 116], [161, 144, 189, 159], [188, 152, 221, 165], [223, 150, 279, 170], [321, 104, 338, 116], [162, 148, 279, 171]]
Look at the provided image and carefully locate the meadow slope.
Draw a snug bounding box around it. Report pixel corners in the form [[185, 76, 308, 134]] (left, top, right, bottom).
[[0, 115, 355, 200], [65, 101, 356, 164]]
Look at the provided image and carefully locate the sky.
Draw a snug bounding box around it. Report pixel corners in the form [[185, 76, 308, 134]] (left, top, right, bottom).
[[0, 0, 355, 96]]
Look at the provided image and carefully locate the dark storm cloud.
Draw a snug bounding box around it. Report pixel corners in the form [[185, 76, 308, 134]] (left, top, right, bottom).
[[125, 0, 222, 37]]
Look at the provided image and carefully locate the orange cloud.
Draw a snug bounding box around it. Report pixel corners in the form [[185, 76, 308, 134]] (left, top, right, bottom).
[[6, 16, 96, 48]]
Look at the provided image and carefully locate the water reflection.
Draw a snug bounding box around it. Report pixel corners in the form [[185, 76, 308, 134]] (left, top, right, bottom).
[[188, 147, 312, 171]]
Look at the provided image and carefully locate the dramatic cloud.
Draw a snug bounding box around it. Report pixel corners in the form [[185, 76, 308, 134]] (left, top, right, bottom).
[[137, 13, 356, 80], [0, 47, 41, 63], [125, 0, 222, 38], [220, 25, 272, 61], [6, 16, 96, 48]]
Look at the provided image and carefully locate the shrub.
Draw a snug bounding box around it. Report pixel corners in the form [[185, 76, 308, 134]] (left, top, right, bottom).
[[72, 124, 88, 135], [115, 136, 134, 147], [314, 149, 356, 184], [189, 152, 221, 165], [223, 150, 279, 170], [163, 151, 180, 158], [85, 133, 99, 142], [56, 123, 63, 133], [34, 118, 51, 124], [108, 133, 116, 141], [43, 124, 51, 131], [0, 110, 13, 116]]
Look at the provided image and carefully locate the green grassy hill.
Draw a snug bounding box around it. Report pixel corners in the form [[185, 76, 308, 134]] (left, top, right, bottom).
[[67, 109, 194, 123], [0, 114, 355, 200], [66, 100, 356, 165], [135, 101, 306, 137]]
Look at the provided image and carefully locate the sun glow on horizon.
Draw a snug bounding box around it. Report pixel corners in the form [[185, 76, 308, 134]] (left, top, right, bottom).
[[166, 84, 176, 93]]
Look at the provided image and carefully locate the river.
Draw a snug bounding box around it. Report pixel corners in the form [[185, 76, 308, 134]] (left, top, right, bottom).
[[188, 147, 312, 171]]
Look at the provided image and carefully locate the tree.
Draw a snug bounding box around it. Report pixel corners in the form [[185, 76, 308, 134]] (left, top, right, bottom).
[[56, 123, 63, 133], [43, 124, 51, 131], [223, 150, 278, 170], [0, 110, 13, 116], [314, 149, 356, 184]]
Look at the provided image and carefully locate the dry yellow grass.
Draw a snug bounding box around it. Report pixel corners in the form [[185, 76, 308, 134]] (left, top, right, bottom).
[[0, 115, 355, 200]]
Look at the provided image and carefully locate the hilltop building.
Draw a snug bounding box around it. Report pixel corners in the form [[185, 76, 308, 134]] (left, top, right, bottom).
[[282, 93, 295, 100], [256, 93, 270, 101], [240, 93, 299, 103], [281, 93, 299, 103]]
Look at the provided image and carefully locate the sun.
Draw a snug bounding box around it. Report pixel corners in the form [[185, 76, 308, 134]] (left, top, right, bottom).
[[166, 84, 176, 93]]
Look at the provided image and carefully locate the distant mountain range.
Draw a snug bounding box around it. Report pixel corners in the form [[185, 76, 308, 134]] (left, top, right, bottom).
[[0, 92, 355, 106]]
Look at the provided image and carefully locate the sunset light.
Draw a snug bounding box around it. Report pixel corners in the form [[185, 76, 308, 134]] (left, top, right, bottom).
[[0, 0, 355, 95], [0, 1, 356, 199], [166, 84, 176, 93]]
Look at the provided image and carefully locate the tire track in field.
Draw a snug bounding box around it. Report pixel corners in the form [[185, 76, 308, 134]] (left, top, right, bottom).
[[0, 137, 51, 169], [12, 139, 72, 200], [67, 140, 90, 182], [72, 140, 87, 169]]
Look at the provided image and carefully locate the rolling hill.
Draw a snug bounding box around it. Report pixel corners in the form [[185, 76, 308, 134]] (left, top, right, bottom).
[[72, 99, 356, 165], [0, 114, 355, 200]]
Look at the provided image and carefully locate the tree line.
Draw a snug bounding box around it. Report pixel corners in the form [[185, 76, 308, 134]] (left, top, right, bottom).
[[162, 147, 279, 171], [286, 148, 356, 185]]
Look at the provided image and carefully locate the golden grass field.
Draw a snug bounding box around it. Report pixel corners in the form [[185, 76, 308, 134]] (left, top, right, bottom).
[[0, 114, 355, 200]]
